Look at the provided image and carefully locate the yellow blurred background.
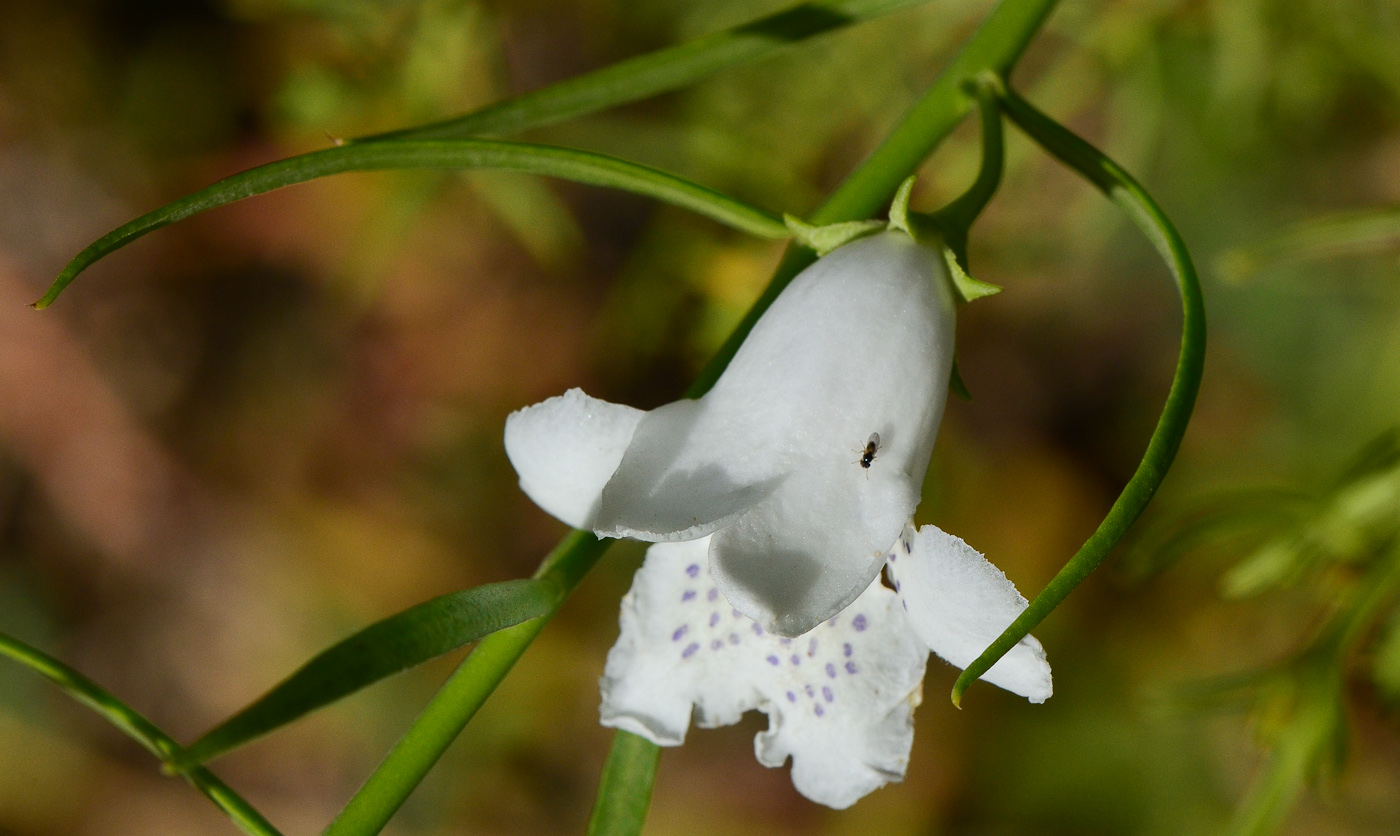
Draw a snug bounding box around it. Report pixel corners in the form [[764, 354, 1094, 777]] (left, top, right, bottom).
[[2, 0, 1400, 834]]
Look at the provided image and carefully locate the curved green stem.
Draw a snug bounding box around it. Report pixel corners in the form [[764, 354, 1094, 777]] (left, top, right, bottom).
[[35, 141, 787, 309], [928, 75, 1006, 262], [367, 0, 936, 142], [0, 632, 283, 836], [951, 84, 1207, 705]]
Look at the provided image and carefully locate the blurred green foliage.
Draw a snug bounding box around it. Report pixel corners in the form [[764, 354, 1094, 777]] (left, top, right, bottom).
[[2, 0, 1400, 835]]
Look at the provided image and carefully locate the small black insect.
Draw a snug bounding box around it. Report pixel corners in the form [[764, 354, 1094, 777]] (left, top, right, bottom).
[[858, 432, 881, 469]]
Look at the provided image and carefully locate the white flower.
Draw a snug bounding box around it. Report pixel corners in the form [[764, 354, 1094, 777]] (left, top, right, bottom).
[[504, 229, 1051, 807]]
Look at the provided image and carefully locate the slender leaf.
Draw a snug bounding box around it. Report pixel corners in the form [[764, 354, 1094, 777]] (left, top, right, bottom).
[[182, 578, 557, 767], [369, 0, 936, 142], [952, 84, 1207, 704], [586, 731, 662, 836], [0, 632, 282, 836], [35, 141, 788, 308]]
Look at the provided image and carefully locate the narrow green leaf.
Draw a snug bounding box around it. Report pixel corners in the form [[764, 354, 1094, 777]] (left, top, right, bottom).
[[35, 141, 789, 308], [181, 578, 557, 767], [952, 84, 1206, 705], [586, 731, 662, 836], [366, 0, 936, 142], [0, 632, 283, 836]]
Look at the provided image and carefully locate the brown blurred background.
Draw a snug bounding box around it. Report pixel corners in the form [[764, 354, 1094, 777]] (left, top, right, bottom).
[[2, 0, 1400, 834]]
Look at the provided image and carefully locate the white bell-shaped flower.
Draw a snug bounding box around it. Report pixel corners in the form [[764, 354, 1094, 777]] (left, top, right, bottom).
[[506, 230, 956, 636], [505, 228, 1053, 807]]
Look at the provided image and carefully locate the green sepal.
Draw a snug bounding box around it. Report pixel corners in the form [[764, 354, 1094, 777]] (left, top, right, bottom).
[[783, 214, 885, 256], [887, 175, 917, 236], [949, 359, 972, 400], [940, 244, 1001, 303]]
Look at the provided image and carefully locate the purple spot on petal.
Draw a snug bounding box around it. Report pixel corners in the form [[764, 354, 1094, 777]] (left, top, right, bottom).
[[790, 654, 801, 666], [853, 614, 868, 632], [825, 663, 837, 678], [805, 684, 815, 697], [779, 638, 791, 646], [786, 691, 797, 703], [807, 638, 818, 657], [682, 642, 699, 658], [686, 564, 700, 578], [814, 705, 825, 717], [729, 633, 740, 645], [902, 600, 908, 611], [846, 661, 858, 674], [707, 588, 719, 602], [822, 686, 834, 702], [732, 609, 742, 618], [753, 624, 764, 636], [843, 643, 853, 657], [672, 625, 688, 642], [710, 639, 723, 650], [904, 540, 912, 554], [767, 655, 780, 666], [681, 590, 696, 602], [709, 612, 720, 627]]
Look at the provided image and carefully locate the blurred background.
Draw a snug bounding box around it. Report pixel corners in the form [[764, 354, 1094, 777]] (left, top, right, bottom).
[[2, 0, 1400, 833]]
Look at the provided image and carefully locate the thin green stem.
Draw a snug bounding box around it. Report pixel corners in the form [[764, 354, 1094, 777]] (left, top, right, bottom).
[[928, 75, 1006, 262], [0, 632, 282, 836], [585, 731, 662, 836], [321, 531, 609, 836], [366, 0, 935, 142], [952, 85, 1207, 704], [36, 141, 787, 309]]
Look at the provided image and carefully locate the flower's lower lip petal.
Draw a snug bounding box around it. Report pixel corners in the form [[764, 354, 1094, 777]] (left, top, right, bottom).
[[600, 538, 926, 809], [709, 463, 918, 637], [593, 398, 783, 541], [504, 388, 644, 530], [889, 525, 1053, 703]]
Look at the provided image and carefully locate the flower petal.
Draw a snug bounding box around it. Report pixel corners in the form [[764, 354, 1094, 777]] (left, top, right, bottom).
[[887, 525, 1052, 703], [504, 388, 644, 529], [600, 537, 927, 809], [709, 458, 918, 636]]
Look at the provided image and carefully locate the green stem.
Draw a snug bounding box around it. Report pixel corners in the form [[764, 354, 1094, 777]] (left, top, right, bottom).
[[321, 531, 609, 836], [0, 632, 282, 836], [585, 731, 663, 836], [36, 141, 787, 309], [928, 75, 1006, 262], [366, 0, 936, 142], [951, 85, 1207, 704]]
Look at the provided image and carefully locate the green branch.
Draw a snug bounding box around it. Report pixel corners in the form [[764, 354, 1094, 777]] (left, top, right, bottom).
[[0, 632, 282, 836], [35, 141, 787, 309], [952, 85, 1207, 705]]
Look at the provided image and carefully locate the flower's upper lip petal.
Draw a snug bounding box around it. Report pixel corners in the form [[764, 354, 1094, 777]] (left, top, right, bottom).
[[600, 537, 926, 809], [593, 398, 786, 541], [710, 460, 920, 636], [503, 388, 644, 530], [889, 525, 1053, 703]]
